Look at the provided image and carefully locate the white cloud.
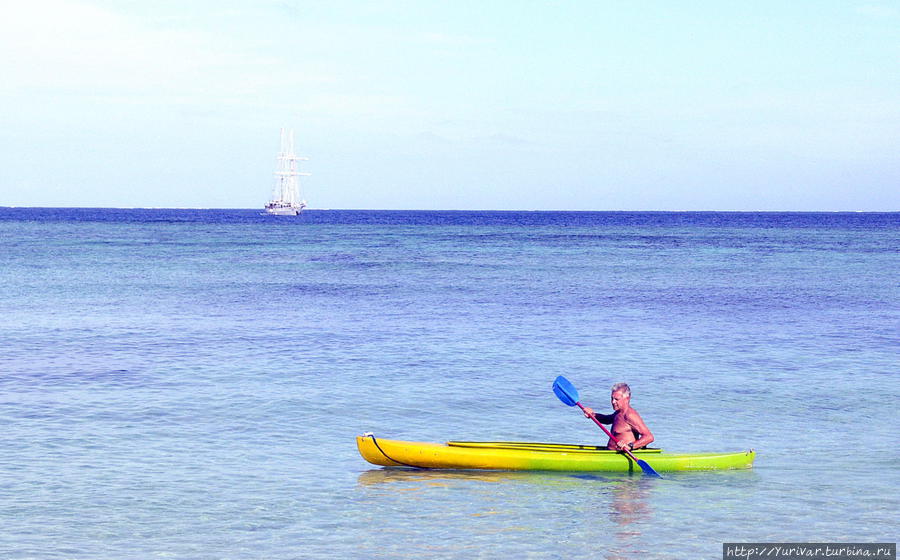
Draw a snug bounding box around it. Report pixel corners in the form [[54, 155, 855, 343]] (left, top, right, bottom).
[[1, 1, 192, 91], [0, 0, 333, 107], [414, 31, 492, 47], [855, 4, 898, 18]]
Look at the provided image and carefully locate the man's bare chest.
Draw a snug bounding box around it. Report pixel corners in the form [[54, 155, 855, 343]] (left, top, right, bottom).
[[611, 413, 633, 433]]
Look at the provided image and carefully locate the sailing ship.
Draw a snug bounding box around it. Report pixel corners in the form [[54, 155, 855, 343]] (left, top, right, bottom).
[[265, 128, 309, 215]]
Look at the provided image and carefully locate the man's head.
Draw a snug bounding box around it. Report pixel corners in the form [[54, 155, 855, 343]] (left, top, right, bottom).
[[610, 382, 631, 411]]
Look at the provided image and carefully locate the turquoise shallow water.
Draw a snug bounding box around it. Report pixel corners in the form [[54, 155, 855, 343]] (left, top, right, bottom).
[[0, 209, 897, 558]]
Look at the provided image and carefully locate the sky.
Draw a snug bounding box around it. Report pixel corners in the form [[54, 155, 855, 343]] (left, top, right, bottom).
[[0, 0, 897, 210]]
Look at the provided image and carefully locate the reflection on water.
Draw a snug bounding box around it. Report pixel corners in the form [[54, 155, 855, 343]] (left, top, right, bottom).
[[354, 468, 768, 560], [611, 477, 653, 535], [357, 467, 621, 487], [358, 467, 654, 556]]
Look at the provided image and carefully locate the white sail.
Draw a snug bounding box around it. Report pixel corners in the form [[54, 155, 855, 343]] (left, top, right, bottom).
[[265, 128, 310, 215]]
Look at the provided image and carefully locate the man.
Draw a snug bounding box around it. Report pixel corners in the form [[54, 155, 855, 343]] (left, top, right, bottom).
[[582, 382, 654, 451]]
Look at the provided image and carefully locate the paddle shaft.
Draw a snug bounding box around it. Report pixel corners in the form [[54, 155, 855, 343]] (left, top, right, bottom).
[[575, 402, 645, 464]]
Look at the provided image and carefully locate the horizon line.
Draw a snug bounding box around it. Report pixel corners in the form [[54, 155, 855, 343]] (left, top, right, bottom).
[[1, 206, 898, 213]]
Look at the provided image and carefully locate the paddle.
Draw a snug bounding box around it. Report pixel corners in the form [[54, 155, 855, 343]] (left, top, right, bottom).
[[553, 375, 662, 478]]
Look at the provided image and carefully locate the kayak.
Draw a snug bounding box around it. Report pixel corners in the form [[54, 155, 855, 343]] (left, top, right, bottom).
[[357, 433, 755, 472]]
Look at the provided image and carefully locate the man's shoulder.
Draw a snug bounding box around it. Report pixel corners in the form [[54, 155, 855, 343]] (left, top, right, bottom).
[[623, 407, 644, 420]]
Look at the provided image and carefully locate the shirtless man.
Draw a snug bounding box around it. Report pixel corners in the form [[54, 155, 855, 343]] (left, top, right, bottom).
[[582, 382, 654, 451]]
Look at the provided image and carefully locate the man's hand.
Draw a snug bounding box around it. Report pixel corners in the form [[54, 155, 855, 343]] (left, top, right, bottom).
[[582, 406, 595, 419]]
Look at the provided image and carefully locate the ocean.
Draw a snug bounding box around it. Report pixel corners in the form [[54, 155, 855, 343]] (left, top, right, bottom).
[[1, 209, 897, 559]]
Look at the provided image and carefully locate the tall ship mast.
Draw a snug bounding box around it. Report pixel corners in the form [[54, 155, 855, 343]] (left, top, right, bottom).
[[265, 128, 310, 215]]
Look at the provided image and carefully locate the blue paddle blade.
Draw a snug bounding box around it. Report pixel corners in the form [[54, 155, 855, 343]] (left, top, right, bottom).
[[636, 459, 663, 478], [553, 375, 579, 406]]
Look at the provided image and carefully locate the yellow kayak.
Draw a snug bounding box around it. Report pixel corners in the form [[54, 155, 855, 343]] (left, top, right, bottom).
[[357, 433, 755, 472]]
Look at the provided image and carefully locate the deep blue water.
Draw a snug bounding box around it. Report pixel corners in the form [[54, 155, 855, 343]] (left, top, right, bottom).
[[1, 209, 897, 559]]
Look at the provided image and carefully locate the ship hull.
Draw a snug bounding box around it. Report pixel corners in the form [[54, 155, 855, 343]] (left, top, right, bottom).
[[264, 202, 305, 216]]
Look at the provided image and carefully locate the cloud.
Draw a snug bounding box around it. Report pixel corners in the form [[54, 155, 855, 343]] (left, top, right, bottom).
[[0, 0, 332, 107], [855, 4, 898, 18], [414, 31, 492, 48], [1, 1, 192, 91]]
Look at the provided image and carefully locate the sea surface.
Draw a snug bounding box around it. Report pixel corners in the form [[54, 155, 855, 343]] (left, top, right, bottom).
[[0, 209, 897, 559]]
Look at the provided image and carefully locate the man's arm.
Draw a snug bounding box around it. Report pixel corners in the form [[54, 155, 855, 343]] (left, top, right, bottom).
[[624, 409, 654, 449], [582, 406, 614, 424]]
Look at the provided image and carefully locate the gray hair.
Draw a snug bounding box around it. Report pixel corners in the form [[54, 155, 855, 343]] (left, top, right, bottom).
[[611, 382, 631, 398]]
